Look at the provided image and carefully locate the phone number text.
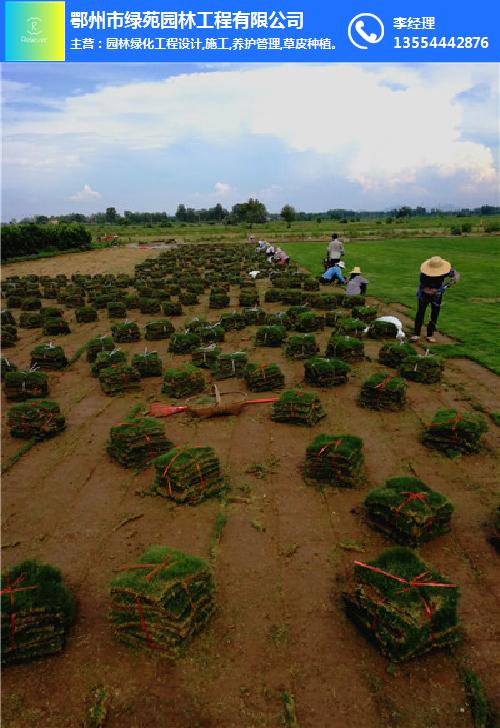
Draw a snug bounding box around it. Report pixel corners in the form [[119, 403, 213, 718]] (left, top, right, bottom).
[[394, 36, 489, 49]]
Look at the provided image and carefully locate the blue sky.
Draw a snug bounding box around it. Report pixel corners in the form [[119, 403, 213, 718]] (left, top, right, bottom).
[[2, 62, 499, 219]]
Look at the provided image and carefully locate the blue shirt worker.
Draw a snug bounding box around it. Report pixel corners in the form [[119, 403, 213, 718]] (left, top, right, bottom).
[[322, 261, 345, 284], [411, 256, 460, 343]]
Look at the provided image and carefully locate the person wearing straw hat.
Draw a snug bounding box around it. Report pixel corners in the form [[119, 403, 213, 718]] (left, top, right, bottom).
[[345, 266, 369, 295], [411, 256, 460, 343]]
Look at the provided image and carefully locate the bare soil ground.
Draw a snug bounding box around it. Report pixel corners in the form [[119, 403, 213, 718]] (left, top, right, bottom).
[[2, 249, 499, 728]]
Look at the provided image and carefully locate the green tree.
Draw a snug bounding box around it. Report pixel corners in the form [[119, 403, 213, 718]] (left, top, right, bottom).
[[105, 207, 118, 223], [231, 198, 267, 223], [280, 204, 296, 227]]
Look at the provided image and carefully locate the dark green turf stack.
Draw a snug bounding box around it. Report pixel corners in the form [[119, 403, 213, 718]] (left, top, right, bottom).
[[220, 312, 246, 331], [303, 278, 320, 291], [40, 306, 64, 320], [325, 335, 365, 362], [285, 305, 310, 325], [42, 317, 71, 336], [198, 324, 225, 344], [280, 288, 305, 305], [168, 331, 201, 354], [255, 325, 287, 347], [75, 306, 98, 323], [132, 351, 163, 377], [4, 371, 49, 401], [399, 354, 443, 384], [378, 342, 416, 368], [265, 312, 293, 330], [368, 320, 398, 338], [324, 310, 352, 328], [1, 356, 18, 380], [98, 365, 141, 396], [422, 409, 488, 455], [179, 291, 199, 306], [304, 433, 364, 487], [239, 289, 259, 307], [304, 357, 350, 387], [30, 343, 68, 370], [91, 349, 127, 377], [2, 325, 18, 347], [7, 400, 65, 439], [85, 335, 115, 363], [191, 345, 221, 370], [284, 334, 319, 360], [337, 318, 366, 338], [358, 373, 407, 410], [295, 311, 325, 333], [1, 309, 16, 326], [364, 477, 453, 547], [243, 307, 267, 326], [352, 305, 378, 323], [111, 321, 141, 343], [107, 417, 172, 467], [244, 362, 284, 391], [145, 319, 175, 340], [162, 365, 205, 398], [209, 290, 230, 309], [19, 311, 43, 329], [152, 447, 224, 504], [271, 389, 326, 426], [139, 298, 161, 314], [107, 301, 127, 319], [213, 352, 248, 380], [161, 301, 183, 317], [314, 293, 339, 310], [342, 547, 460, 661], [1, 560, 75, 666], [21, 296, 42, 311], [264, 288, 282, 303], [109, 545, 215, 658], [342, 294, 365, 308]]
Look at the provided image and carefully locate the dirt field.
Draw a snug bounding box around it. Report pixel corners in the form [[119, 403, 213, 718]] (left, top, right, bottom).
[[2, 247, 499, 728]]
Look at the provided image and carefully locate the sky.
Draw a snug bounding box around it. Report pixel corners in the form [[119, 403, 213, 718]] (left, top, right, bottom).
[[1, 62, 499, 219]]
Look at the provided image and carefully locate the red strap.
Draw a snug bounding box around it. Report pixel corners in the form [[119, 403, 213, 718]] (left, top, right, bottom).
[[395, 491, 428, 515], [1, 573, 38, 647]]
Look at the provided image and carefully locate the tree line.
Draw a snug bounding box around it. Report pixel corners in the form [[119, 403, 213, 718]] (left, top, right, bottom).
[[1, 223, 92, 261]]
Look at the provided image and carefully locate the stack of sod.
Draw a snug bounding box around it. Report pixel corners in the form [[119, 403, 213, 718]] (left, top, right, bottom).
[[244, 362, 284, 392], [1, 310, 16, 326], [19, 311, 43, 329], [145, 319, 175, 340], [295, 311, 325, 333], [342, 547, 460, 661], [325, 335, 364, 362], [342, 294, 365, 308], [161, 301, 183, 317], [107, 417, 172, 467], [358, 373, 407, 411], [364, 477, 453, 546], [75, 306, 98, 323], [42, 317, 71, 336], [255, 325, 287, 347], [6, 296, 22, 309], [243, 307, 267, 326], [198, 324, 225, 344], [2, 325, 18, 347], [285, 334, 319, 360], [169, 331, 201, 354], [152, 447, 224, 504], [264, 288, 282, 303], [399, 354, 443, 384], [7, 400, 65, 439], [304, 433, 363, 487], [352, 305, 378, 323], [271, 389, 326, 426], [337, 318, 366, 338], [209, 291, 230, 308], [21, 296, 42, 311], [239, 289, 259, 307], [139, 298, 161, 314], [1, 356, 17, 380], [219, 312, 246, 331], [324, 310, 354, 328], [112, 321, 141, 343], [98, 365, 141, 395], [107, 301, 127, 319], [40, 307, 64, 320], [191, 345, 221, 369], [162, 365, 205, 398], [91, 349, 127, 376], [303, 278, 320, 291], [280, 289, 304, 305], [285, 305, 310, 325], [1, 560, 75, 666], [124, 294, 140, 309], [85, 335, 115, 363], [4, 371, 49, 401], [422, 409, 488, 455], [378, 342, 416, 369], [132, 351, 163, 377], [368, 320, 398, 339], [179, 291, 199, 306], [30, 343, 68, 370], [213, 352, 248, 380], [304, 357, 350, 387], [109, 545, 215, 657], [314, 293, 339, 310]]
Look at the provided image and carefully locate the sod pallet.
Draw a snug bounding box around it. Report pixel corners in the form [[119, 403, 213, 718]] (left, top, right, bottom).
[[342, 547, 460, 661], [91, 349, 128, 376], [1, 356, 18, 380], [152, 447, 224, 504], [7, 400, 65, 439], [191, 345, 221, 370], [364, 477, 453, 547], [325, 335, 365, 362], [342, 294, 365, 309], [239, 290, 259, 307], [1, 560, 75, 666], [30, 343, 68, 370], [219, 312, 246, 331], [139, 298, 161, 315], [265, 312, 293, 330], [4, 371, 49, 401], [107, 301, 127, 319], [162, 365, 205, 398], [422, 409, 488, 456], [358, 373, 407, 411], [2, 325, 18, 347], [324, 310, 352, 328], [109, 545, 215, 658], [179, 292, 199, 306], [209, 291, 230, 309], [42, 317, 71, 336], [264, 288, 282, 303], [255, 325, 287, 347], [144, 319, 175, 340], [132, 351, 163, 377], [75, 306, 98, 323], [284, 334, 319, 360], [378, 343, 417, 369], [243, 307, 267, 326], [352, 305, 378, 323], [303, 278, 320, 291], [337, 318, 366, 338], [98, 365, 141, 396], [368, 320, 398, 339], [85, 335, 115, 363], [198, 324, 225, 344], [168, 332, 201, 354], [399, 355, 443, 384], [271, 389, 326, 426], [244, 362, 284, 392], [107, 417, 172, 467], [285, 305, 310, 325], [295, 311, 325, 333], [1, 310, 16, 326], [111, 321, 141, 343], [213, 352, 248, 380], [19, 311, 43, 329], [161, 301, 183, 317], [304, 433, 363, 488], [304, 357, 350, 387], [21, 296, 42, 311]]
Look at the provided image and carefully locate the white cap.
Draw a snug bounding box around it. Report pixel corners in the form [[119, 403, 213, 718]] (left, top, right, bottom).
[[338, 261, 345, 268]]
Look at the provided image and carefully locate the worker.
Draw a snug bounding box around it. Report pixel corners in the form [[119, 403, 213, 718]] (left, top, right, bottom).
[[326, 233, 345, 265], [345, 266, 369, 295], [322, 261, 345, 285], [411, 256, 460, 343]]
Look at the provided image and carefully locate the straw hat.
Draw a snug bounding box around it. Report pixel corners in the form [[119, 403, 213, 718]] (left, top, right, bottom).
[[351, 266, 361, 274], [420, 256, 451, 276]]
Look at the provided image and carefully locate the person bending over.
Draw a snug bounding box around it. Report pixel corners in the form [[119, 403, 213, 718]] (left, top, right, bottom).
[[345, 266, 369, 295], [322, 261, 345, 285]]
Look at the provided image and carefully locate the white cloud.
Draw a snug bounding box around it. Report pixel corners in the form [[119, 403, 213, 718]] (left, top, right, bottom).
[[214, 181, 231, 194], [70, 183, 101, 201]]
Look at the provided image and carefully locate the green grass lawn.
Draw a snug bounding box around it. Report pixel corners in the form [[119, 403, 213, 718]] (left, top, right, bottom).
[[284, 237, 500, 374]]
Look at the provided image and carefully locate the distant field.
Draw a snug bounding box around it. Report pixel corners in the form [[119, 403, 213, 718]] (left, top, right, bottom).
[[284, 237, 500, 374]]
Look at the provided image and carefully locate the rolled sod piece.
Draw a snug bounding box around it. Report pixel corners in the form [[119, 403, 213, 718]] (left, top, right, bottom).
[[342, 294, 366, 309], [42, 317, 71, 336], [1, 559, 75, 666], [1, 356, 18, 380], [7, 400, 65, 439], [162, 364, 205, 398], [75, 306, 98, 323], [243, 307, 267, 326], [1, 325, 18, 347], [304, 433, 363, 488], [1, 309, 16, 326], [161, 301, 183, 317], [107, 301, 127, 319], [264, 288, 282, 303], [358, 373, 407, 411], [265, 312, 293, 330], [304, 357, 350, 387], [284, 334, 319, 360], [91, 349, 127, 376], [152, 447, 224, 504], [213, 352, 248, 380], [325, 335, 365, 362], [4, 371, 49, 401], [368, 319, 398, 339], [337, 318, 366, 338], [295, 312, 325, 333], [111, 321, 141, 343], [209, 291, 230, 309], [139, 297, 161, 314], [271, 389, 326, 426], [109, 545, 215, 658], [30, 343, 67, 370], [219, 312, 246, 331], [378, 342, 416, 369], [342, 547, 460, 661], [244, 362, 284, 392], [191, 345, 221, 370], [352, 305, 378, 323], [255, 325, 287, 347], [179, 291, 199, 306], [131, 351, 163, 377], [364, 476, 453, 547], [422, 408, 488, 456], [168, 331, 201, 354], [98, 365, 141, 396], [85, 335, 115, 363], [145, 319, 175, 340], [399, 354, 443, 384], [239, 290, 259, 307], [107, 417, 172, 467]]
